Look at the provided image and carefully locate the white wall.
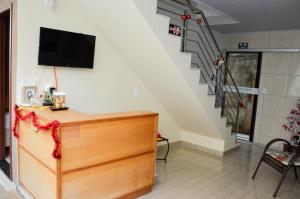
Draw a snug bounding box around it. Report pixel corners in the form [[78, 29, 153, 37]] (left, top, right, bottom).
[[76, 0, 229, 141], [14, 1, 183, 182], [226, 30, 300, 146], [11, 1, 242, 185], [17, 0, 183, 137]]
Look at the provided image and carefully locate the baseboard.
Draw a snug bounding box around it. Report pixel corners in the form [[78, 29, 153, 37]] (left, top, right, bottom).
[[181, 131, 225, 157], [157, 139, 241, 158], [224, 142, 240, 155], [180, 141, 224, 157], [253, 142, 266, 147], [17, 185, 34, 199], [0, 170, 15, 191], [157, 132, 227, 157], [157, 140, 180, 151], [0, 172, 33, 199]]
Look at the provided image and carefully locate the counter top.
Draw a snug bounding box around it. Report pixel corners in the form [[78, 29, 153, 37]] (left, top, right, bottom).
[[21, 107, 158, 127]]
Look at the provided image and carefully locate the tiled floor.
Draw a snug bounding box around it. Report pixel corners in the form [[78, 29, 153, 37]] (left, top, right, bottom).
[[0, 185, 22, 199], [140, 142, 300, 199], [1, 142, 300, 199]]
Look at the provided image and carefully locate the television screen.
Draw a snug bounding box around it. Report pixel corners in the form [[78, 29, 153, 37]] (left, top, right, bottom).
[[38, 27, 96, 68]]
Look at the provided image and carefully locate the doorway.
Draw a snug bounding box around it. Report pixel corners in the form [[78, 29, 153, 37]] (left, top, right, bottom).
[[225, 52, 262, 142], [0, 9, 11, 178]]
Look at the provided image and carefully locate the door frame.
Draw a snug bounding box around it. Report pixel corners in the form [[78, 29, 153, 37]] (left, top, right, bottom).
[[0, 1, 13, 180], [0, 9, 7, 160], [225, 52, 262, 142]]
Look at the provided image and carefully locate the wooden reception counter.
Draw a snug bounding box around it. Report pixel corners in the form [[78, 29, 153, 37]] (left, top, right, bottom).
[[17, 108, 158, 199]]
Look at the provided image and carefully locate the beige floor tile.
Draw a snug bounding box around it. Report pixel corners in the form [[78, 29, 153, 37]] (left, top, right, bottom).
[[0, 185, 22, 199], [2, 143, 299, 199], [140, 143, 300, 199]]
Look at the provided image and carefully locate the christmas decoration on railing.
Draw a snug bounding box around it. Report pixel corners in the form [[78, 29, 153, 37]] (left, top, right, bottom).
[[181, 14, 191, 21], [180, 14, 202, 24], [196, 18, 202, 24], [213, 55, 225, 67], [13, 105, 61, 159], [282, 99, 300, 145], [239, 101, 245, 108]]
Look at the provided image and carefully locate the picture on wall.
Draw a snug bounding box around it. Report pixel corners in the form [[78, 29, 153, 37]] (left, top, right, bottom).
[[169, 24, 181, 36]]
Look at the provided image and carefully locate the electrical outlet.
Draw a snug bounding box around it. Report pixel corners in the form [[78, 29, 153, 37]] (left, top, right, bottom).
[[133, 88, 139, 97]]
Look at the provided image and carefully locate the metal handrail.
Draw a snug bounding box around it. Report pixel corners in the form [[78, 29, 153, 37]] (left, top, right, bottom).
[[183, 0, 242, 101], [187, 29, 216, 62], [159, 1, 241, 101], [158, 0, 243, 135], [184, 41, 240, 107], [183, 31, 239, 104]]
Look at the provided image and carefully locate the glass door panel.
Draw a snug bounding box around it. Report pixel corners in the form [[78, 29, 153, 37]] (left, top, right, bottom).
[[226, 53, 261, 140]]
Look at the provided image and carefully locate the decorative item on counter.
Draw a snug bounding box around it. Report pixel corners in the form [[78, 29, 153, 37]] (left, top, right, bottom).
[[22, 86, 38, 104], [43, 91, 53, 106], [43, 87, 56, 106], [29, 94, 43, 108], [51, 92, 69, 111], [282, 99, 300, 145]]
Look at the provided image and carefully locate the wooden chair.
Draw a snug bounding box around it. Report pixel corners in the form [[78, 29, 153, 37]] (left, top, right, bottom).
[[252, 138, 300, 197]]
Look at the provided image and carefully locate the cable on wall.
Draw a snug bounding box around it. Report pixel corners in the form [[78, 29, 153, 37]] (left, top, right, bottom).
[[53, 65, 58, 90]]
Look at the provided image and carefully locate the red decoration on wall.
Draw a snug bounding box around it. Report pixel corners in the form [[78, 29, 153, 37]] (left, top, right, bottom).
[[186, 15, 192, 19], [181, 15, 187, 20], [13, 105, 61, 159]]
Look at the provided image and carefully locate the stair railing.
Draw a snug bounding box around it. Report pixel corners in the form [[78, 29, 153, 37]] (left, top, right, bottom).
[[157, 0, 243, 136]]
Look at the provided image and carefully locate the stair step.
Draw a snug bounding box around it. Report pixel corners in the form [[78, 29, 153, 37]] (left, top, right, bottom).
[[226, 124, 232, 128], [220, 115, 227, 120], [191, 67, 200, 70]]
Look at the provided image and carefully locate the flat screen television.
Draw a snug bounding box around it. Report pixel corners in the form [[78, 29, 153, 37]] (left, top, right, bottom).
[[38, 27, 96, 68]]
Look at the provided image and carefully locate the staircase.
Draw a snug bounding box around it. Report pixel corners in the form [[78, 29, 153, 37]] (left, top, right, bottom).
[[157, 0, 243, 135], [77, 0, 242, 153]]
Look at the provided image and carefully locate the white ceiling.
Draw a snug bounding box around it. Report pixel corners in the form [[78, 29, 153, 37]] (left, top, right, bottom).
[[195, 0, 300, 33], [162, 0, 239, 25], [192, 0, 239, 26]]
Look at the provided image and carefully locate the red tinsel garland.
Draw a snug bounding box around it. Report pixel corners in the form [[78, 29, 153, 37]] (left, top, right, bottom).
[[13, 105, 61, 159]]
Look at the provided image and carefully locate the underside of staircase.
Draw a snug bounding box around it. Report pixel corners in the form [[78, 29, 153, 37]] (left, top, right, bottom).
[[77, 0, 240, 154]]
